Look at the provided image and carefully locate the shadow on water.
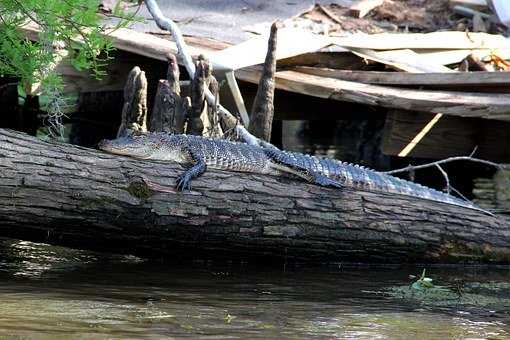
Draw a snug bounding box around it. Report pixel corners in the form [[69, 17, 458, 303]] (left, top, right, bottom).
[[0, 238, 509, 339]]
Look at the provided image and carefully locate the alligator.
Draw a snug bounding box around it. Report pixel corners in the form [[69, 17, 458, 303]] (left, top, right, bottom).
[[98, 132, 486, 213]]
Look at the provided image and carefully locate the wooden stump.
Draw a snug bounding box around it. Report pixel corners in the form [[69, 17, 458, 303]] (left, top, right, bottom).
[[149, 54, 186, 133], [117, 66, 148, 137], [248, 22, 280, 142]]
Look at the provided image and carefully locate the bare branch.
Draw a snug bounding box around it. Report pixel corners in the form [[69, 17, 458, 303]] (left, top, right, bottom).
[[469, 146, 478, 158], [384, 156, 503, 175], [435, 164, 450, 195], [449, 186, 472, 204]]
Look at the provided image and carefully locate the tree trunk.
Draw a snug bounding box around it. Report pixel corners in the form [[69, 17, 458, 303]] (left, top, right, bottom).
[[0, 128, 509, 264]]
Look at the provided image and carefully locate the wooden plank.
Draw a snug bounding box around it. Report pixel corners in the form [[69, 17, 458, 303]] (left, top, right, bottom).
[[449, 0, 487, 9], [235, 69, 510, 121], [207, 27, 333, 71], [21, 24, 187, 63], [278, 52, 366, 70], [416, 49, 510, 65], [332, 31, 510, 50], [293, 67, 510, 87], [350, 48, 455, 73], [382, 110, 510, 162], [349, 0, 384, 18], [225, 71, 250, 125], [453, 5, 491, 20], [57, 56, 136, 93]]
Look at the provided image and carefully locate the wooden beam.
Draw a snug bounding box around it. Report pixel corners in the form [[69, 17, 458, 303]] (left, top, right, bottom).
[[225, 71, 250, 126], [449, 0, 488, 10], [236, 69, 510, 121], [349, 48, 456, 73], [207, 27, 333, 71], [278, 52, 366, 70], [332, 31, 510, 50], [293, 67, 510, 87], [416, 49, 510, 66]]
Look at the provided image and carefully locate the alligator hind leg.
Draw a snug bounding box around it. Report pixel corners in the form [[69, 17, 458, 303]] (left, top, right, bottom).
[[264, 148, 343, 189], [176, 161, 207, 191], [176, 149, 207, 191]]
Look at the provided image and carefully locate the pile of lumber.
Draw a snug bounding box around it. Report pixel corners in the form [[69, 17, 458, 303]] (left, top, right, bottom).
[[18, 0, 510, 125], [16, 0, 510, 163]]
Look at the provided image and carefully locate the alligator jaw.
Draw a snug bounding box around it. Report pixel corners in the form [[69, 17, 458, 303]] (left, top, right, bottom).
[[98, 137, 153, 160]]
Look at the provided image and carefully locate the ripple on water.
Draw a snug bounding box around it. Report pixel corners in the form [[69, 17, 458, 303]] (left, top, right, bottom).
[[0, 238, 508, 339]]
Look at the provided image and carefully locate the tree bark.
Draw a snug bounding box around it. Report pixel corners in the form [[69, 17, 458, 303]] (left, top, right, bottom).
[[248, 22, 279, 142], [149, 54, 186, 134], [0, 128, 509, 264], [187, 56, 209, 136], [117, 66, 147, 137]]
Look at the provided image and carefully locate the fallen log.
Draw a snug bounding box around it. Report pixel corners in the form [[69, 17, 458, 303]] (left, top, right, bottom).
[[0, 128, 509, 263]]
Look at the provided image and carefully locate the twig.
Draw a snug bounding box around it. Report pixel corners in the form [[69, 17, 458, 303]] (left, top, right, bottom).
[[469, 146, 478, 157], [435, 164, 450, 195], [384, 156, 503, 175], [449, 185, 471, 204]]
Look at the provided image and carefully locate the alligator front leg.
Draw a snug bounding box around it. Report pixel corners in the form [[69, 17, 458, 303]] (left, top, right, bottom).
[[263, 148, 343, 189], [175, 149, 207, 191]]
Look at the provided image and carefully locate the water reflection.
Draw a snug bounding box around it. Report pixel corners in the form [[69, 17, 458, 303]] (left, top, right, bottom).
[[0, 238, 508, 339]]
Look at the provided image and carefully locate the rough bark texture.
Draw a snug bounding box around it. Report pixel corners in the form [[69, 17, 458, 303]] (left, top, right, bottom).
[[248, 22, 279, 141], [117, 66, 148, 137], [0, 128, 509, 264], [149, 54, 186, 133], [187, 57, 209, 136], [150, 80, 183, 133]]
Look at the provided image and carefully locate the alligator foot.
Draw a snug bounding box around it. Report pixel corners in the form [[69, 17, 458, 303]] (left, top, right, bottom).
[[175, 160, 207, 191], [176, 172, 193, 191]]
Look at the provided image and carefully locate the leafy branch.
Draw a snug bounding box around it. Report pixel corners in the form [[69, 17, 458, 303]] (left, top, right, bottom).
[[0, 0, 138, 139]]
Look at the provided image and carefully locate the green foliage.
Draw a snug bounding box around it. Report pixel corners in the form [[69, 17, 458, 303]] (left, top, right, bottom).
[[0, 0, 138, 138], [0, 0, 136, 89]]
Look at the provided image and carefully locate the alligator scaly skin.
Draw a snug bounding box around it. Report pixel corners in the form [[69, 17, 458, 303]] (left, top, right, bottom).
[[263, 148, 474, 209], [99, 133, 481, 211]]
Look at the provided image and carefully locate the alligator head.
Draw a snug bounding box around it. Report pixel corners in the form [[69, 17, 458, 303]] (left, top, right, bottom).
[[98, 133, 162, 159], [98, 132, 190, 164]]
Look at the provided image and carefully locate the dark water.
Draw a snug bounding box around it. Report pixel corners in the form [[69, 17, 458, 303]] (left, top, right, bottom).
[[0, 239, 509, 339]]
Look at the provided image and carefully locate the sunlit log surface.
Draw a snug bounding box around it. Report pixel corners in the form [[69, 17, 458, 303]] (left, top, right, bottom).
[[0, 128, 509, 264]]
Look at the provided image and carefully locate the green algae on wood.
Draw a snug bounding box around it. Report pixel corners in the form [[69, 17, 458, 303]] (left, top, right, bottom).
[[126, 181, 154, 201]]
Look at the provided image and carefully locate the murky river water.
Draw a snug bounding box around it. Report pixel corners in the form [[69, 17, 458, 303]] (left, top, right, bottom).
[[0, 238, 509, 339]]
